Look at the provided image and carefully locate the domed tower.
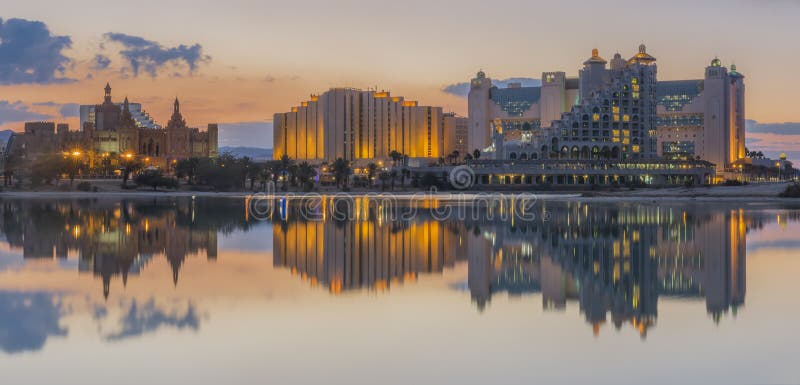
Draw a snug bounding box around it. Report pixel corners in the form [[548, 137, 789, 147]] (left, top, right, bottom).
[[628, 44, 657, 66], [468, 69, 493, 153], [580, 48, 609, 101], [610, 53, 626, 71]]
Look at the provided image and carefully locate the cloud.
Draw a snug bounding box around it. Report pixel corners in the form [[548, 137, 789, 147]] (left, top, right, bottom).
[[218, 121, 273, 148], [59, 103, 80, 118], [0, 101, 54, 124], [442, 77, 542, 97], [92, 54, 111, 70], [746, 119, 800, 135], [104, 299, 199, 341], [33, 101, 59, 107], [102, 32, 210, 77], [746, 120, 800, 161], [0, 18, 75, 85], [0, 291, 68, 354]]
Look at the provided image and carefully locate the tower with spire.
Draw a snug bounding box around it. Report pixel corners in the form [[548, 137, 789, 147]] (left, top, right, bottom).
[[167, 97, 187, 129]]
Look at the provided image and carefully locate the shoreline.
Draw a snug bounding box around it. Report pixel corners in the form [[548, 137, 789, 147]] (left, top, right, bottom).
[[1, 187, 798, 204]]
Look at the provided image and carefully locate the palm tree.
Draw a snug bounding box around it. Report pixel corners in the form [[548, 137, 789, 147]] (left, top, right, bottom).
[[366, 162, 378, 187], [295, 162, 317, 191], [389, 151, 403, 167], [278, 155, 295, 189], [389, 169, 397, 191], [120, 155, 143, 188], [450, 150, 460, 165], [332, 158, 351, 190]]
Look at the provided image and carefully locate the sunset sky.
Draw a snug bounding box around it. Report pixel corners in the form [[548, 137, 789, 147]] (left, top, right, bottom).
[[1, 0, 799, 157]]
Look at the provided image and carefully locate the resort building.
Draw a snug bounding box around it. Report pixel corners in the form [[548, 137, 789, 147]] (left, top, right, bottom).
[[656, 59, 746, 173], [18, 84, 218, 169], [274, 88, 465, 164], [468, 45, 746, 174], [80, 100, 160, 130]]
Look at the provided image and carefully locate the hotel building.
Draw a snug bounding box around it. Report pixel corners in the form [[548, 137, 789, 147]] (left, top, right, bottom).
[[18, 84, 219, 169], [656, 59, 746, 172], [274, 88, 466, 164], [468, 45, 746, 173]]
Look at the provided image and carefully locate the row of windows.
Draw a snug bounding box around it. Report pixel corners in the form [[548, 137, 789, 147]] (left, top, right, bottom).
[[656, 114, 704, 127]]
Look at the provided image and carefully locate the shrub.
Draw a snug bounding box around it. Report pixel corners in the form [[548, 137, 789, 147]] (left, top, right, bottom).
[[722, 179, 748, 187], [135, 170, 179, 191], [76, 181, 92, 192], [778, 183, 800, 198]]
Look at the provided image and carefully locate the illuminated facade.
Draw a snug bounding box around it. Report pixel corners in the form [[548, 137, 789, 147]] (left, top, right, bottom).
[[19, 84, 218, 169], [656, 59, 746, 173], [274, 88, 453, 164], [469, 46, 746, 173], [443, 112, 469, 157]]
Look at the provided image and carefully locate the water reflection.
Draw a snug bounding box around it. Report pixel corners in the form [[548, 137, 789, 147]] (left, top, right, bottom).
[[271, 199, 785, 337], [0, 199, 253, 298], [0, 197, 798, 357]]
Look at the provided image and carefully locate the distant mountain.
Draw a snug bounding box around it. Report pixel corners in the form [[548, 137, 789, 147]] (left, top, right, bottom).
[[220, 146, 273, 160]]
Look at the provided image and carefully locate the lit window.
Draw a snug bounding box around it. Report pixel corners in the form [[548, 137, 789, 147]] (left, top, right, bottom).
[[614, 115, 620, 122], [593, 113, 600, 122], [623, 115, 630, 122], [632, 92, 639, 99], [632, 145, 640, 153], [612, 130, 620, 137], [612, 106, 620, 114]]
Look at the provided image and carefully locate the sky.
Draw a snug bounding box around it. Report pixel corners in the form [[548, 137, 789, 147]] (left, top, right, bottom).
[[1, 0, 799, 157]]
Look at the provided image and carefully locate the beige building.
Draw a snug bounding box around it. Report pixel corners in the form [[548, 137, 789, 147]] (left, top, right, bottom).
[[468, 47, 746, 173], [443, 112, 468, 157], [656, 59, 746, 173], [274, 88, 451, 164]]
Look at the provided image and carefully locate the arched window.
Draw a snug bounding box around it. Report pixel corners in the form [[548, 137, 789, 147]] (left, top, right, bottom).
[[509, 152, 517, 160], [520, 153, 528, 160]]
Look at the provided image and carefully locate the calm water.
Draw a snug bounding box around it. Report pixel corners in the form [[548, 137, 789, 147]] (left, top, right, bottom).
[[1, 196, 799, 385]]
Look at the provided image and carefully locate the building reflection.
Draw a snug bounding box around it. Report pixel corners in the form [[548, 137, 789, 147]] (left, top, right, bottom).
[[0, 198, 253, 298], [0, 197, 794, 338], [272, 199, 778, 337], [272, 198, 484, 293]]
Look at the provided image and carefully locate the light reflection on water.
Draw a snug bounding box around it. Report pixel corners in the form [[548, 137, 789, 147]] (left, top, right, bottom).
[[0, 197, 799, 385]]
